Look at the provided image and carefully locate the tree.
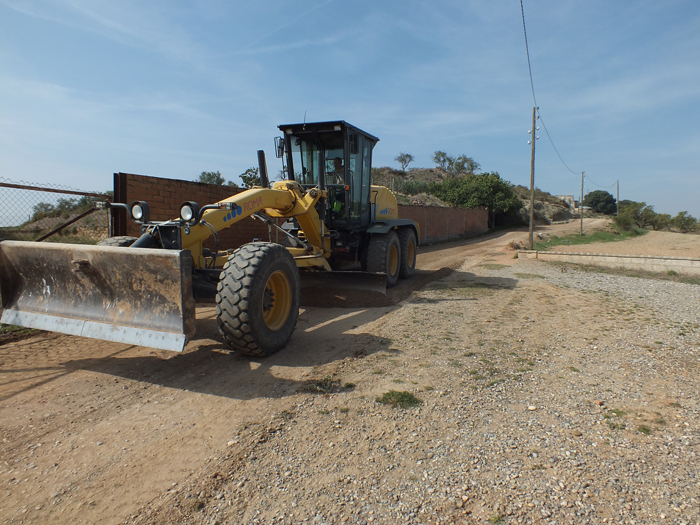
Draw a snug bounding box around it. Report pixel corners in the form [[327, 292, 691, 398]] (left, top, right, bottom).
[[433, 151, 451, 171], [395, 152, 414, 171], [31, 202, 56, 221], [452, 155, 480, 175], [672, 211, 698, 233], [240, 167, 261, 189], [430, 172, 522, 214], [197, 171, 226, 185], [616, 201, 655, 229], [649, 213, 671, 231], [583, 190, 616, 215], [432, 151, 480, 176]]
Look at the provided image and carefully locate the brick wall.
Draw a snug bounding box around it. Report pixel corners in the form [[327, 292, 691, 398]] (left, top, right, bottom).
[[113, 173, 269, 250], [398, 205, 488, 244], [113, 173, 489, 248]]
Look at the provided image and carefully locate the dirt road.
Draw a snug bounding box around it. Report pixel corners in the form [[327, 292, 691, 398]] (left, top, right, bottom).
[[1, 219, 697, 524]]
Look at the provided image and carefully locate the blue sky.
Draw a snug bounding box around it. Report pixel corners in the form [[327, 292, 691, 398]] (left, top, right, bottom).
[[1, 0, 699, 218]]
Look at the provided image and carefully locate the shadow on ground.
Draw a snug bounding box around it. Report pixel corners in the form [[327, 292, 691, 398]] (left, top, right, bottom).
[[43, 306, 398, 401]]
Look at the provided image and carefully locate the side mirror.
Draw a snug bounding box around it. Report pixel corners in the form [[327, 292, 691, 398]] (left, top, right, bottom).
[[275, 136, 285, 158]]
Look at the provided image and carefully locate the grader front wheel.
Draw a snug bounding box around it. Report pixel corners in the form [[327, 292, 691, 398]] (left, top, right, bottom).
[[97, 236, 138, 247], [216, 242, 300, 357]]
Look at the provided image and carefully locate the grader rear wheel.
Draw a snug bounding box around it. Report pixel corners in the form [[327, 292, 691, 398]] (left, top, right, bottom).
[[216, 242, 300, 357], [397, 228, 417, 279]]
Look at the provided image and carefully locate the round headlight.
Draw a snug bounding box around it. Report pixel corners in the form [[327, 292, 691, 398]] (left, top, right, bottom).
[[131, 204, 144, 221], [180, 205, 194, 222]]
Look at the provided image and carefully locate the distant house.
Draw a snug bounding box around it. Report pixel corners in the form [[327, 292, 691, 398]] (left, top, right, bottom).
[[555, 195, 575, 208]]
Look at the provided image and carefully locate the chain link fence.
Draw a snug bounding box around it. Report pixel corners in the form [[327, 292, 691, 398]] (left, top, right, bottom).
[[0, 178, 112, 244]]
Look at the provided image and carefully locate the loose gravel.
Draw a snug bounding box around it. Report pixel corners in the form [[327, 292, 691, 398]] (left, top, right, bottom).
[[127, 259, 700, 525]]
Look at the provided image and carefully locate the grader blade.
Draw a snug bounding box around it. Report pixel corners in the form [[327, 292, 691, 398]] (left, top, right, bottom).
[[0, 241, 196, 352], [300, 270, 387, 295]]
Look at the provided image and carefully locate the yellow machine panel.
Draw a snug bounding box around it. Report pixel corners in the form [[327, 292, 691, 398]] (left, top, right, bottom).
[[371, 185, 399, 221]]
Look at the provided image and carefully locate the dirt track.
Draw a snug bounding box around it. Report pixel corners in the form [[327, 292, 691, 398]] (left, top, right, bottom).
[[1, 219, 698, 524]]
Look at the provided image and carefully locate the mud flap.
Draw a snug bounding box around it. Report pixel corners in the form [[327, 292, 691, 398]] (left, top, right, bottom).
[[0, 241, 196, 352], [299, 270, 387, 296]]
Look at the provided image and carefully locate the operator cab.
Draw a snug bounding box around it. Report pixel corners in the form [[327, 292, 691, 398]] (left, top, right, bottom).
[[277, 121, 379, 230]]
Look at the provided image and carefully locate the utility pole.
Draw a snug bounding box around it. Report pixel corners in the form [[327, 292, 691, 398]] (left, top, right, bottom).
[[528, 107, 538, 249], [580, 171, 584, 236], [616, 180, 619, 216]]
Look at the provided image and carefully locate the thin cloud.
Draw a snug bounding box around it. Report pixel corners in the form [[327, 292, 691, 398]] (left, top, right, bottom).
[[235, 0, 335, 53]]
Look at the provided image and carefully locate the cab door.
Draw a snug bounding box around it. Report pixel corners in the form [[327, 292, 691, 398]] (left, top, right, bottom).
[[346, 132, 371, 228]]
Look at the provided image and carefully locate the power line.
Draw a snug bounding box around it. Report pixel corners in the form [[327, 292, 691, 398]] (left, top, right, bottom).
[[519, 0, 578, 176], [520, 0, 537, 110], [585, 175, 617, 189]]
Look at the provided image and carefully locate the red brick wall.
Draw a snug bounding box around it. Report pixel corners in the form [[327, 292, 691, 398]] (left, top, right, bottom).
[[114, 173, 489, 248], [114, 173, 269, 250], [398, 205, 488, 244]]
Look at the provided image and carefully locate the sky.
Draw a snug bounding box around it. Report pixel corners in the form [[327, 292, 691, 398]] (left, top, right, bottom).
[[1, 0, 699, 219]]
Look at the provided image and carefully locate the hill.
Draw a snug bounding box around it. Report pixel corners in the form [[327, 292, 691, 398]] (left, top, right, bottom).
[[372, 167, 575, 224]]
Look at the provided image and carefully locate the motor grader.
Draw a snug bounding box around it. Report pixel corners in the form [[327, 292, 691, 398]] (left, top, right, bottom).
[[0, 121, 419, 356]]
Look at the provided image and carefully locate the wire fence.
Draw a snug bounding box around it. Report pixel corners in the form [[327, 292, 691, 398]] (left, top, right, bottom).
[[0, 178, 112, 244]]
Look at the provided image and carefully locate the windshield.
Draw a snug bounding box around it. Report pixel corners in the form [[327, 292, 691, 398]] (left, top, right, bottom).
[[288, 132, 345, 186]]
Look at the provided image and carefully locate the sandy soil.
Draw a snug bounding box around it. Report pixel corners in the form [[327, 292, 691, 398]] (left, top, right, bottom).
[[535, 219, 700, 258], [0, 219, 697, 524]]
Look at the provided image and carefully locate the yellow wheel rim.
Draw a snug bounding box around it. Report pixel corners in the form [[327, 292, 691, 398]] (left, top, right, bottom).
[[262, 270, 292, 331], [389, 244, 399, 276], [407, 240, 416, 268]]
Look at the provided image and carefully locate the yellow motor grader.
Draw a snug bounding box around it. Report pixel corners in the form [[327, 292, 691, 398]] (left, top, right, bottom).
[[0, 121, 419, 356]]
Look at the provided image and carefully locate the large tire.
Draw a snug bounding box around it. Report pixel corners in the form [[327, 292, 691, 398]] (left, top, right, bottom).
[[216, 242, 300, 357], [366, 231, 401, 289], [397, 228, 417, 279], [97, 236, 138, 247]]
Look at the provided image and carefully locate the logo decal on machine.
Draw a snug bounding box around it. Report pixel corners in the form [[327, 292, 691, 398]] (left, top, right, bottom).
[[223, 203, 244, 222], [222, 196, 264, 222], [378, 207, 395, 216]]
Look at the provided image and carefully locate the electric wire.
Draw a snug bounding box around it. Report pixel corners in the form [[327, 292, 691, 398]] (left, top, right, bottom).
[[520, 0, 579, 176], [584, 175, 617, 189]]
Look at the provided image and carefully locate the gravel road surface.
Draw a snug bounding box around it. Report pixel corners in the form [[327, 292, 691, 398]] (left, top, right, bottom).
[[1, 221, 698, 525]]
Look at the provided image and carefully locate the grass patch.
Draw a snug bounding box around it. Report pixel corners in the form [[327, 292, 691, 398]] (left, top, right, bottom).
[[533, 228, 647, 251], [479, 263, 508, 270], [607, 420, 626, 431], [376, 390, 422, 409], [278, 410, 295, 420], [637, 425, 652, 435], [300, 376, 342, 394], [0, 324, 39, 335], [514, 272, 546, 279], [554, 262, 700, 286]]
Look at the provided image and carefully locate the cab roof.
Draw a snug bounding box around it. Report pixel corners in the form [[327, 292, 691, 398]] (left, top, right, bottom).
[[277, 121, 379, 145]]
